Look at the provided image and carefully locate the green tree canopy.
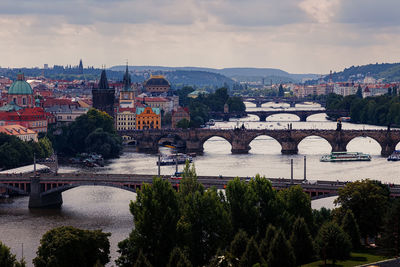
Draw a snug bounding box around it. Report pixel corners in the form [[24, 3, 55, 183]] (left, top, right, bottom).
[[266, 229, 295, 267], [33, 226, 110, 267], [341, 210, 361, 249], [335, 179, 390, 241], [290, 217, 315, 265], [0, 241, 25, 267], [117, 178, 180, 267], [316, 222, 351, 265], [49, 108, 122, 158], [382, 198, 400, 256]]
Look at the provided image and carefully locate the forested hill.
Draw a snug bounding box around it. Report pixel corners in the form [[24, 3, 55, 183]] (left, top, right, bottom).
[[327, 63, 400, 82]]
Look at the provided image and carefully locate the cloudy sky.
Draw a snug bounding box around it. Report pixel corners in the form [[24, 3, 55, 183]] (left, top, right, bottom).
[[1, 0, 399, 74]]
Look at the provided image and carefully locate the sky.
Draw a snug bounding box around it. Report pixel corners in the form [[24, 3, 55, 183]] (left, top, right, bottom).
[[1, 0, 400, 74]]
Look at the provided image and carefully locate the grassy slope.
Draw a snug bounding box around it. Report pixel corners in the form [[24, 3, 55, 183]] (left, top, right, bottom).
[[304, 251, 388, 267]]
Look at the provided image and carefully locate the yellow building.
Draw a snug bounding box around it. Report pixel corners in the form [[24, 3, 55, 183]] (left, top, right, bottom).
[[136, 107, 161, 130]]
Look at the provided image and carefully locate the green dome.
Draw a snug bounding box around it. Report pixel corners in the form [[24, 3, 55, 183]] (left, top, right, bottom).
[[8, 80, 33, 95]]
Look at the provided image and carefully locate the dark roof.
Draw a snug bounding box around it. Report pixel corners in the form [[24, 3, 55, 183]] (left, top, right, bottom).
[[144, 76, 170, 87], [98, 70, 109, 89]]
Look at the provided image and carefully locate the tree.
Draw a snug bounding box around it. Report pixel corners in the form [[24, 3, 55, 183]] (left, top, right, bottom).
[[229, 230, 249, 261], [290, 217, 315, 265], [134, 250, 153, 267], [49, 108, 121, 158], [226, 178, 258, 235], [335, 179, 390, 242], [248, 175, 282, 237], [341, 210, 361, 249], [316, 222, 351, 265], [33, 226, 110, 267], [259, 224, 277, 261], [85, 128, 122, 159], [0, 241, 25, 267], [266, 229, 295, 267], [278, 185, 314, 234], [239, 237, 262, 267], [381, 199, 400, 256], [278, 84, 284, 97], [312, 207, 332, 233], [177, 164, 231, 266], [117, 178, 180, 267], [356, 85, 363, 98], [176, 118, 190, 129], [167, 247, 192, 267]]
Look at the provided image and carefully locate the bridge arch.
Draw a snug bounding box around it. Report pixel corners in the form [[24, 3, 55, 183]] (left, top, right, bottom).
[[265, 113, 301, 122], [156, 133, 185, 150], [248, 134, 282, 154], [201, 135, 233, 154], [297, 135, 332, 154], [41, 182, 139, 196], [346, 136, 382, 155]]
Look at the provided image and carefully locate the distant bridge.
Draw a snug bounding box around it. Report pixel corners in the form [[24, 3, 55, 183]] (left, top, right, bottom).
[[119, 128, 398, 156], [210, 109, 348, 122], [2, 173, 400, 208], [241, 96, 326, 108]]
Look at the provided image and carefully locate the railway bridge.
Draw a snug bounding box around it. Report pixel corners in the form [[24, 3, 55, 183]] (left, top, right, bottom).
[[2, 173, 400, 208], [120, 128, 400, 156]]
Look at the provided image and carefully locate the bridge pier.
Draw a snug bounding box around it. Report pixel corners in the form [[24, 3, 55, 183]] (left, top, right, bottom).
[[29, 176, 63, 209], [381, 142, 396, 157], [256, 102, 262, 108], [231, 138, 250, 154], [299, 114, 308, 122], [289, 102, 296, 108], [259, 115, 267, 122], [185, 140, 204, 154], [280, 140, 298, 155]]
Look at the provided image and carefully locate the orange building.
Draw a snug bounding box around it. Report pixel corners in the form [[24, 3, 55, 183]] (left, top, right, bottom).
[[136, 107, 161, 130]]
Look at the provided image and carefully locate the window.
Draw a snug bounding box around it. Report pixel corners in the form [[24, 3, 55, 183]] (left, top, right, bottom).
[[23, 98, 26, 105]]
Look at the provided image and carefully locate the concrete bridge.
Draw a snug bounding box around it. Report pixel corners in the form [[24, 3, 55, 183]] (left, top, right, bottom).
[[241, 96, 326, 108], [2, 173, 400, 208], [119, 128, 399, 156]]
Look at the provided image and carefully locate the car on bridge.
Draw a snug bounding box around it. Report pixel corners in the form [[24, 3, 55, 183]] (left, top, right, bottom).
[[169, 172, 183, 180]]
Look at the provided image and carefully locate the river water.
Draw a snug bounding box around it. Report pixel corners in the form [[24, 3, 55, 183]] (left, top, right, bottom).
[[1, 102, 399, 266]]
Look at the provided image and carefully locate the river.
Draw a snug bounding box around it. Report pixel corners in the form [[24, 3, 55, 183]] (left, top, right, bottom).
[[1, 102, 398, 266]]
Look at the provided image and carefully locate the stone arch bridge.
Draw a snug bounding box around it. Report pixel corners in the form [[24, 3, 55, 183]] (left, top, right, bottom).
[[120, 128, 400, 156], [210, 109, 348, 122]]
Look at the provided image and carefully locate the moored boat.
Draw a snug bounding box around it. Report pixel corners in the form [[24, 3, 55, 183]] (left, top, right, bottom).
[[320, 152, 371, 162], [387, 150, 400, 161], [157, 154, 193, 166]]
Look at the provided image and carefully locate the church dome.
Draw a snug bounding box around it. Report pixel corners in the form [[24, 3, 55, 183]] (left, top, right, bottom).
[[144, 75, 170, 86], [8, 73, 33, 95]]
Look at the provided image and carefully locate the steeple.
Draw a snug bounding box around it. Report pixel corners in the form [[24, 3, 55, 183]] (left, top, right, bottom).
[[78, 59, 83, 74], [123, 64, 131, 91], [98, 69, 109, 89]]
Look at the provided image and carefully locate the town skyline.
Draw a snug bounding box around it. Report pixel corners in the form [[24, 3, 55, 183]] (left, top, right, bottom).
[[1, 0, 400, 74]]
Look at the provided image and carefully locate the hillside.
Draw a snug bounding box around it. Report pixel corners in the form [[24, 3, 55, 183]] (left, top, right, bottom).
[[110, 65, 319, 83], [327, 63, 400, 82]]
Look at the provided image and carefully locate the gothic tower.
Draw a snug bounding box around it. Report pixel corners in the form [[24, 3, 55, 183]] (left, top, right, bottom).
[[119, 65, 136, 108], [92, 69, 115, 118]]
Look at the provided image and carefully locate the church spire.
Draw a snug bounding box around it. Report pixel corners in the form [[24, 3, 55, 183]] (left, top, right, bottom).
[[123, 63, 132, 91], [98, 69, 109, 89]]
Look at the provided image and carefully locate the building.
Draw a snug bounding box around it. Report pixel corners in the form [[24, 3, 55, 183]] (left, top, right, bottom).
[[171, 106, 190, 128], [136, 106, 161, 130], [119, 65, 136, 108], [7, 73, 34, 108], [0, 107, 50, 133], [116, 107, 136, 131], [136, 96, 174, 113], [0, 124, 38, 142], [92, 70, 115, 118], [144, 75, 170, 94], [45, 105, 88, 124]]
